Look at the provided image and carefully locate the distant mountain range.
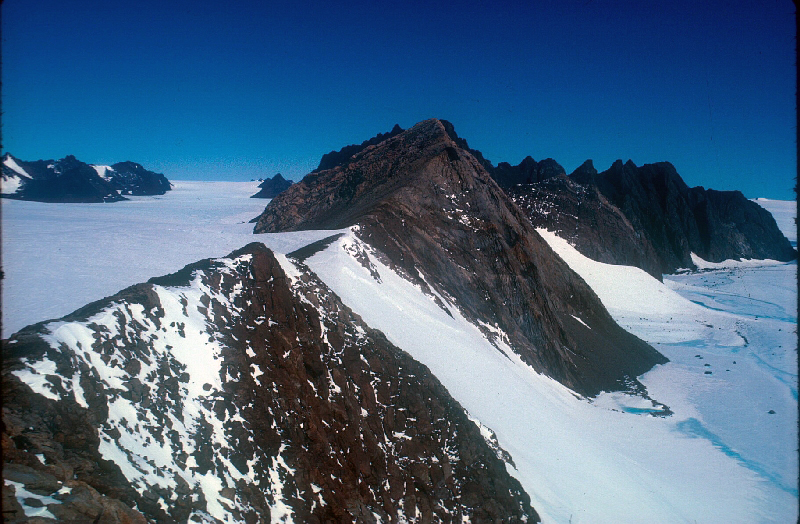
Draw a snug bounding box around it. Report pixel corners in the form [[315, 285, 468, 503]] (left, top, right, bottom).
[[2, 119, 795, 522], [1, 153, 172, 202]]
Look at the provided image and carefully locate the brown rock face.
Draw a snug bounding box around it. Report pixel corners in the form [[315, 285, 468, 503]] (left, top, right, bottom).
[[253, 118, 667, 396], [3, 244, 537, 522]]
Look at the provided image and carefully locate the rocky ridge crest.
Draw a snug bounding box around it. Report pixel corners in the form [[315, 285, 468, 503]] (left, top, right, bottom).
[[254, 118, 667, 397], [2, 244, 537, 522], [250, 173, 293, 199]]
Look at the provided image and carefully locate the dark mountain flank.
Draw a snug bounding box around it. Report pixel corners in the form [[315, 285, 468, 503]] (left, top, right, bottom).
[[313, 124, 404, 173], [570, 159, 796, 273], [250, 173, 293, 199], [510, 173, 664, 280], [1, 154, 171, 202], [2, 154, 126, 203], [2, 244, 537, 522], [107, 161, 172, 196], [254, 119, 666, 397], [492, 156, 566, 190]]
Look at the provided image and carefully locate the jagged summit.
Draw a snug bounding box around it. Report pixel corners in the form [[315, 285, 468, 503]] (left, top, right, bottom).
[[313, 123, 405, 173], [254, 118, 666, 396], [492, 156, 566, 189], [569, 159, 796, 272], [569, 158, 597, 178]]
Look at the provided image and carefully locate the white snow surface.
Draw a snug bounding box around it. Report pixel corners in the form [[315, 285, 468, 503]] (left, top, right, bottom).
[[2, 156, 31, 194], [1, 174, 24, 195], [537, 227, 797, 523], [3, 155, 32, 178], [92, 164, 115, 180], [2, 181, 334, 337], [689, 252, 788, 270]]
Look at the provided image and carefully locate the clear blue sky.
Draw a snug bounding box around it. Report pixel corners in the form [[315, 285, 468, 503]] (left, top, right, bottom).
[[2, 0, 796, 199]]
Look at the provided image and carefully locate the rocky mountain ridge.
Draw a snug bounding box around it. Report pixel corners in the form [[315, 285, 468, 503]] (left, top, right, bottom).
[[510, 173, 666, 280], [254, 118, 667, 397], [313, 124, 404, 173], [1, 153, 171, 203], [332, 121, 794, 277], [2, 243, 537, 522], [568, 159, 796, 273]]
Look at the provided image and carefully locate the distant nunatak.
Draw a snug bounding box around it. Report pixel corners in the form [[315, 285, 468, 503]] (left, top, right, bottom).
[[1, 153, 172, 203]]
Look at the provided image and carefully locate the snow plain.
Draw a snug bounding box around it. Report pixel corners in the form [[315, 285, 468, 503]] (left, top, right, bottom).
[[1, 181, 333, 337], [2, 182, 797, 523]]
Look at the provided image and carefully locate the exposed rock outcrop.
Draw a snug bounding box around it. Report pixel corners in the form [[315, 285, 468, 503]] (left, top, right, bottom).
[[3, 243, 538, 522], [570, 159, 796, 272], [1, 154, 171, 202], [492, 156, 566, 190], [511, 174, 664, 280], [250, 173, 293, 199], [106, 161, 172, 196], [314, 124, 404, 173], [2, 154, 126, 203], [254, 119, 666, 397]]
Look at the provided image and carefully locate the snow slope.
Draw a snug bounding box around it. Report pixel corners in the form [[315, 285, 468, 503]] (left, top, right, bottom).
[[1, 155, 32, 195], [537, 228, 797, 522], [299, 229, 796, 523]]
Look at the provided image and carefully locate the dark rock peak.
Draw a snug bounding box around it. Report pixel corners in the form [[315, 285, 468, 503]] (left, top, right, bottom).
[[106, 160, 172, 196], [3, 243, 538, 522], [493, 156, 566, 189], [254, 118, 666, 397], [439, 119, 495, 173], [313, 123, 405, 173], [266, 172, 287, 183], [52, 154, 89, 174], [569, 159, 597, 179], [2, 154, 127, 203], [571, 159, 795, 271], [110, 160, 144, 171], [510, 176, 664, 280], [251, 172, 293, 199]]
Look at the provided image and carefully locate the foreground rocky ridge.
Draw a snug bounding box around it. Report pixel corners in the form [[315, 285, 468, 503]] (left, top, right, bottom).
[[1, 153, 171, 202], [2, 243, 537, 522], [254, 118, 666, 396]]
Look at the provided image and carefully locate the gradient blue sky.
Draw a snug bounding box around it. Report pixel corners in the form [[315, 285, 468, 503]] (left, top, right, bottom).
[[2, 0, 796, 199]]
